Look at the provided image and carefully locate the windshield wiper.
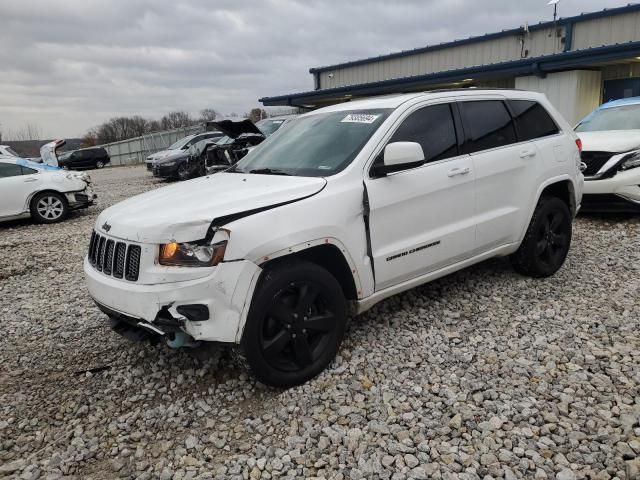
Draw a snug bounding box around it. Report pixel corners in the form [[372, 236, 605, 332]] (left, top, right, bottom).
[[248, 168, 291, 176]]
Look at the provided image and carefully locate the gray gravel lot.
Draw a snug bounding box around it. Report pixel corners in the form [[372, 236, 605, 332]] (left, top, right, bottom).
[[1, 165, 639, 480]]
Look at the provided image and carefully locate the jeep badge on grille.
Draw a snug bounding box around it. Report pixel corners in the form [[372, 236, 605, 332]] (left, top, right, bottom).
[[102, 222, 111, 232]]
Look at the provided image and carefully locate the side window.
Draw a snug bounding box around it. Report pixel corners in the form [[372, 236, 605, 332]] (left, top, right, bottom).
[[388, 103, 458, 163], [0, 163, 24, 178], [459, 100, 517, 154], [509, 100, 559, 141], [21, 166, 38, 175]]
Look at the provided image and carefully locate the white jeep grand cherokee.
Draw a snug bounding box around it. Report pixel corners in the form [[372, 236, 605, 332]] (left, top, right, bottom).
[[85, 90, 583, 387]]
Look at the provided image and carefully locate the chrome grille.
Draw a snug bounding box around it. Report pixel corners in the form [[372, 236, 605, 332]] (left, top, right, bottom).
[[88, 231, 141, 282]]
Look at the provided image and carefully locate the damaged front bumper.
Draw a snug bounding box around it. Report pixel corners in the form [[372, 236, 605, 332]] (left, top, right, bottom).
[[66, 186, 97, 209], [84, 256, 261, 344]]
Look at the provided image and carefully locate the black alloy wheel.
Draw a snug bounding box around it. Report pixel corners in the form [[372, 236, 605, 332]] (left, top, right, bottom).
[[534, 209, 569, 270], [242, 261, 347, 387], [511, 195, 572, 278]]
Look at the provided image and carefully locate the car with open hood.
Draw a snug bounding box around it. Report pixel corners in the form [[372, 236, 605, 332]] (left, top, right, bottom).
[[85, 89, 582, 387], [179, 119, 266, 178], [0, 157, 95, 224], [145, 132, 222, 172], [201, 119, 265, 175], [576, 97, 640, 212]]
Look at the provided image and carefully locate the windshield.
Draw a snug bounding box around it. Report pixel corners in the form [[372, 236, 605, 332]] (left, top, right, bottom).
[[256, 118, 287, 136], [576, 104, 640, 132], [234, 110, 391, 177], [167, 135, 195, 150]]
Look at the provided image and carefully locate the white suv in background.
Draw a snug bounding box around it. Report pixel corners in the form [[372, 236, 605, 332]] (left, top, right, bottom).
[[85, 90, 582, 387]]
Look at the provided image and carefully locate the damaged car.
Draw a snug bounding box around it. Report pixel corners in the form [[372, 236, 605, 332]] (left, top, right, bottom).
[[576, 97, 640, 212], [145, 132, 222, 172], [84, 90, 582, 387], [0, 157, 96, 224], [201, 119, 266, 175]]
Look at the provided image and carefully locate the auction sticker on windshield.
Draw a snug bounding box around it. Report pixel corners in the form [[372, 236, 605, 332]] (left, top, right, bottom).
[[341, 114, 380, 124]]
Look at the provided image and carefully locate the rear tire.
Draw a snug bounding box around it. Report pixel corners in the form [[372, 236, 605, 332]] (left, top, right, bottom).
[[510, 195, 572, 278], [95, 160, 105, 169], [30, 191, 69, 224], [242, 260, 347, 388]]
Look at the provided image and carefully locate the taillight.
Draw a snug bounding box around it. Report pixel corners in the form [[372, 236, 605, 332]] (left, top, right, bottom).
[[575, 138, 582, 153]]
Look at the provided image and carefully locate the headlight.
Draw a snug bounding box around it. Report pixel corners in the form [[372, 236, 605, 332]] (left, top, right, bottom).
[[621, 151, 640, 171], [159, 240, 227, 267]]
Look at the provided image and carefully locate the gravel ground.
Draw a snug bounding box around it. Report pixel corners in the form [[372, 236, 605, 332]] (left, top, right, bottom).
[[1, 165, 639, 480]]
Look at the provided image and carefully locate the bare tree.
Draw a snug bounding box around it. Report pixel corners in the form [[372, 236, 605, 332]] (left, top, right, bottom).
[[245, 108, 267, 123], [199, 108, 219, 122], [4, 122, 44, 141], [160, 111, 194, 130]]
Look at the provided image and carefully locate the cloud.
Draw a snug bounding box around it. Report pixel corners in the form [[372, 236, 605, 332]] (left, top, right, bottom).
[[0, 0, 628, 138]]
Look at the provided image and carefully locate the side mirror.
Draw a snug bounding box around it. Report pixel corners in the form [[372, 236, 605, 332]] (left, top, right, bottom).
[[373, 142, 425, 177], [384, 142, 425, 167]]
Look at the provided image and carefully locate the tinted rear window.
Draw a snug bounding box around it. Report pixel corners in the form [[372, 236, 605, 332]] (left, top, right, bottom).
[[459, 101, 517, 154], [509, 100, 559, 141]]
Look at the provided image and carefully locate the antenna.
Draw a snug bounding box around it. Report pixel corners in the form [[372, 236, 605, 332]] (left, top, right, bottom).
[[548, 0, 560, 23]]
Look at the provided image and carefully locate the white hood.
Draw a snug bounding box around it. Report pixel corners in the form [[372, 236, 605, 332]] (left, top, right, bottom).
[[96, 173, 327, 243], [577, 130, 640, 153]]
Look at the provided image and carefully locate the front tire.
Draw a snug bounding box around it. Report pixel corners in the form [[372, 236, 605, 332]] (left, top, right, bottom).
[[242, 260, 347, 388], [510, 195, 572, 278], [30, 191, 69, 224], [177, 162, 190, 181]]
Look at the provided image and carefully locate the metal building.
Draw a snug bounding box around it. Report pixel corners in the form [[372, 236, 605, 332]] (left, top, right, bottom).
[[260, 4, 640, 124]]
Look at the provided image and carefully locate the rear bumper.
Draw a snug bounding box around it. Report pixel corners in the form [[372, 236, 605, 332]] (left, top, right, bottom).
[[84, 257, 261, 343]]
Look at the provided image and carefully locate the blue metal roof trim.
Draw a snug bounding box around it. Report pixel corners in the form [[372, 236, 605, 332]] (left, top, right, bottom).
[[600, 96, 640, 108], [308, 3, 640, 74], [260, 41, 640, 106]]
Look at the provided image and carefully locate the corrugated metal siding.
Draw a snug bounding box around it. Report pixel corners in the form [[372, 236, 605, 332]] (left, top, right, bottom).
[[602, 63, 640, 80], [98, 125, 202, 166], [515, 70, 601, 124], [319, 27, 560, 89], [572, 12, 640, 49]]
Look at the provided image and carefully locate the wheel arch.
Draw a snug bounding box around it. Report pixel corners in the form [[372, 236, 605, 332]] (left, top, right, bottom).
[[539, 178, 576, 216], [27, 188, 67, 210], [259, 240, 361, 303], [516, 176, 577, 245]]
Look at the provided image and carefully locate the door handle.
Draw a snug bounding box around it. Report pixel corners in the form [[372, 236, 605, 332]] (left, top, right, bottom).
[[520, 149, 537, 158], [23, 178, 38, 182], [447, 167, 470, 177]]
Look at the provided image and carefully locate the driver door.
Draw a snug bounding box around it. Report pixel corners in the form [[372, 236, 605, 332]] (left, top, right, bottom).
[[364, 103, 477, 291]]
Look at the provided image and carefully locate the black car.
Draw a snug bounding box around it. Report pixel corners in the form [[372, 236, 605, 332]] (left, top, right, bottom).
[[58, 147, 110, 170]]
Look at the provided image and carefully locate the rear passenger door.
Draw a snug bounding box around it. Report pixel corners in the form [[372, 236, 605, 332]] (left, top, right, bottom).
[[365, 102, 476, 290], [458, 99, 544, 252]]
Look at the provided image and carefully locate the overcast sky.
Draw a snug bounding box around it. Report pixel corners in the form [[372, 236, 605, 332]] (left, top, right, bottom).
[[0, 0, 630, 138]]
